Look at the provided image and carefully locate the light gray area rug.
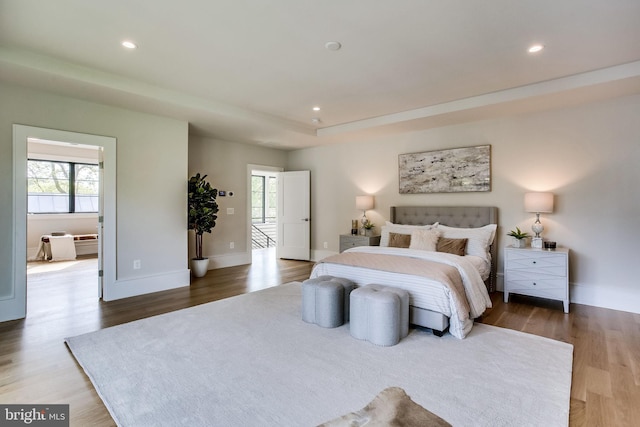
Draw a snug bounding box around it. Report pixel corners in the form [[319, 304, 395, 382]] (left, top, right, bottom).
[[66, 282, 573, 427]]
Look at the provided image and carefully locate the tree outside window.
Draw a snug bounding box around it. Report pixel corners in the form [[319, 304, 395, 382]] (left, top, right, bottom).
[[28, 159, 99, 213]]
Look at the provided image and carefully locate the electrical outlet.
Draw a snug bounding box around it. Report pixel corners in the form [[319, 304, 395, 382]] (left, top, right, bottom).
[[323, 242, 328, 249], [133, 259, 141, 270], [230, 241, 235, 249], [227, 207, 234, 215]]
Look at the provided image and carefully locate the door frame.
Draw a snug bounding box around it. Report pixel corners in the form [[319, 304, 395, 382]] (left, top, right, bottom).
[[5, 125, 116, 321], [246, 164, 283, 263]]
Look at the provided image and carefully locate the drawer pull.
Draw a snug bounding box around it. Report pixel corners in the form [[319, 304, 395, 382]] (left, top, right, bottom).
[[532, 261, 537, 264], [533, 282, 537, 286]]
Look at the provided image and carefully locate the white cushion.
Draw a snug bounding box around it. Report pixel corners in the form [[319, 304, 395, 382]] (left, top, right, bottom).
[[409, 229, 442, 252], [380, 221, 438, 247]]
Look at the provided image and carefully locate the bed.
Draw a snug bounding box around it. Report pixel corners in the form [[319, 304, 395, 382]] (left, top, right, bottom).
[[310, 206, 498, 339]]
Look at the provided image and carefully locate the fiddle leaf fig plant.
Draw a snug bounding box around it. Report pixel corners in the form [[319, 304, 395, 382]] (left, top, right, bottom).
[[507, 227, 530, 240], [188, 173, 219, 260]]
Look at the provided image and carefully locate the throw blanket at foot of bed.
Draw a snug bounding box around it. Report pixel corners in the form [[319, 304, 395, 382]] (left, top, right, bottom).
[[312, 247, 492, 338]]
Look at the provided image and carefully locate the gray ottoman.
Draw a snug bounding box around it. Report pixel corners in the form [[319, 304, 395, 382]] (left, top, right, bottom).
[[350, 284, 410, 346], [302, 276, 355, 328]]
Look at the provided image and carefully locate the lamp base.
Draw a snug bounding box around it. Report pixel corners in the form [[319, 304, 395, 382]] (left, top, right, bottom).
[[531, 237, 543, 249]]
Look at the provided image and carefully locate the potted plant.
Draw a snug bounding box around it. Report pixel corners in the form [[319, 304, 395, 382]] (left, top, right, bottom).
[[507, 227, 530, 248], [188, 173, 219, 277], [362, 219, 375, 236]]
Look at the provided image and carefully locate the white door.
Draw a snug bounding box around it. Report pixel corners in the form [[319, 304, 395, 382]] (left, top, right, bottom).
[[97, 148, 105, 298], [277, 171, 310, 260]]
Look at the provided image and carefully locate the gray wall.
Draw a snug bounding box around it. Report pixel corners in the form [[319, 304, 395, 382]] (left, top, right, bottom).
[[287, 94, 640, 313], [188, 135, 287, 267], [0, 82, 189, 301]]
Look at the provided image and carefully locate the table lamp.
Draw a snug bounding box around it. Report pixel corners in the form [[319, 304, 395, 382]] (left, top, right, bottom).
[[524, 192, 554, 249]]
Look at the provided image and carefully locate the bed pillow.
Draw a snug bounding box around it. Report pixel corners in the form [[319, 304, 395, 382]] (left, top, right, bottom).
[[436, 237, 467, 256], [409, 229, 442, 252], [388, 232, 412, 248], [436, 224, 497, 261], [380, 222, 438, 247]]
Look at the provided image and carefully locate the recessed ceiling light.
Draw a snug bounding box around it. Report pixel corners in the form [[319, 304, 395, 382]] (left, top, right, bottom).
[[311, 118, 322, 124], [325, 41, 342, 51], [528, 44, 544, 53], [122, 40, 137, 49], [312, 106, 321, 111]]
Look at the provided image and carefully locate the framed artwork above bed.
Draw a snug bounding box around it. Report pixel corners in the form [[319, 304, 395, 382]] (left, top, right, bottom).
[[398, 145, 491, 193]]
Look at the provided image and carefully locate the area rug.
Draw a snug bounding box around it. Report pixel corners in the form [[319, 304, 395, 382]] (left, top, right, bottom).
[[66, 282, 573, 426]]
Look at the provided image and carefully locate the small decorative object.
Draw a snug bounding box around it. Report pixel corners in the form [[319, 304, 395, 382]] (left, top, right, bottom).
[[351, 220, 358, 235], [525, 192, 554, 249], [356, 195, 374, 234], [507, 227, 530, 248], [544, 241, 557, 250], [399, 145, 491, 193], [188, 173, 219, 278]]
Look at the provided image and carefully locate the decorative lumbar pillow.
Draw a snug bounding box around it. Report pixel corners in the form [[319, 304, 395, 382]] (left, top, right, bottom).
[[318, 386, 452, 427], [436, 224, 497, 261], [437, 237, 468, 256], [409, 228, 442, 252], [388, 232, 412, 248], [379, 222, 438, 247]]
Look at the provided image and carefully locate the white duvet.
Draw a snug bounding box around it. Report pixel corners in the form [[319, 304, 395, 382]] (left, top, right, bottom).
[[310, 246, 492, 338]]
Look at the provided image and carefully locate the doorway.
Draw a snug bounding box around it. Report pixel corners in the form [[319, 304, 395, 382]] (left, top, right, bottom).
[[248, 165, 282, 262], [2, 125, 116, 322], [26, 138, 101, 316]]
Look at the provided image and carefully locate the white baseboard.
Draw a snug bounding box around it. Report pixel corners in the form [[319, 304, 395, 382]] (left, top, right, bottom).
[[103, 269, 190, 301], [496, 273, 639, 314], [207, 252, 251, 269], [570, 282, 640, 314]]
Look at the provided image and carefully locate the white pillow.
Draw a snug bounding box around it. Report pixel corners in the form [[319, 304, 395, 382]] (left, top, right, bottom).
[[436, 224, 497, 261], [380, 221, 438, 247], [409, 229, 442, 252]]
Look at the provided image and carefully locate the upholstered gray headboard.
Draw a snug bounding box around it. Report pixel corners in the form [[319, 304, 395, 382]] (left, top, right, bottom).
[[390, 206, 499, 292]]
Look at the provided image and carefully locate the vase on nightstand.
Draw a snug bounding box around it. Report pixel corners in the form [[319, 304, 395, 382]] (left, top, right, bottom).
[[513, 238, 527, 248]]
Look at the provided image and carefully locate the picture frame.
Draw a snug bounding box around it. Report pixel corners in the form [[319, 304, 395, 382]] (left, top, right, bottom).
[[399, 145, 491, 193]]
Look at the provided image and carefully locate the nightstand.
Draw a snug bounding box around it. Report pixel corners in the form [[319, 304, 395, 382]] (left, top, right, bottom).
[[504, 246, 570, 313], [339, 234, 381, 253]]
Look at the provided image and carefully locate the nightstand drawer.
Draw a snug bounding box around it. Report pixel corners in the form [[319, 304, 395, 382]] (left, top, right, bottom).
[[505, 276, 567, 300], [504, 270, 567, 299], [505, 250, 567, 277]]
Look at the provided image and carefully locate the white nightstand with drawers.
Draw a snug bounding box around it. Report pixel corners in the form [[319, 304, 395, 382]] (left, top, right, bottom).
[[504, 246, 570, 313]]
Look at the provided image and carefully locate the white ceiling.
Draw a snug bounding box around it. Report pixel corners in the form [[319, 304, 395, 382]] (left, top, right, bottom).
[[2, 0, 640, 150]]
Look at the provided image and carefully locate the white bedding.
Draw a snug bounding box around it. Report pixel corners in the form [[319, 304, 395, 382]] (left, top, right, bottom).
[[310, 246, 492, 339]]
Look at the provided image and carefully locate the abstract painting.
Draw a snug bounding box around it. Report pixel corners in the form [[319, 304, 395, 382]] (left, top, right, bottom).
[[399, 145, 491, 193]]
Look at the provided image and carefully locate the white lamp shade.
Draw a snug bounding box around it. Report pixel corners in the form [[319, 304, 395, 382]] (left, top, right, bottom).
[[355, 195, 374, 211], [524, 192, 554, 213]]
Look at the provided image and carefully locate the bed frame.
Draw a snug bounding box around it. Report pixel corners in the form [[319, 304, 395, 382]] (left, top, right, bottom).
[[390, 206, 498, 335]]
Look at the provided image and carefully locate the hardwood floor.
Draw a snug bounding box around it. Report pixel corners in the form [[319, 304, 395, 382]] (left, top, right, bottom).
[[1, 251, 639, 426]]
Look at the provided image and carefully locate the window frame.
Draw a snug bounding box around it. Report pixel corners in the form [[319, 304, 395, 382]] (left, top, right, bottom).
[[27, 158, 100, 214]]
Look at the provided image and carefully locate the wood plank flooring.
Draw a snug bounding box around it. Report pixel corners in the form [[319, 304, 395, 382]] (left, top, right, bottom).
[[1, 251, 639, 426]]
